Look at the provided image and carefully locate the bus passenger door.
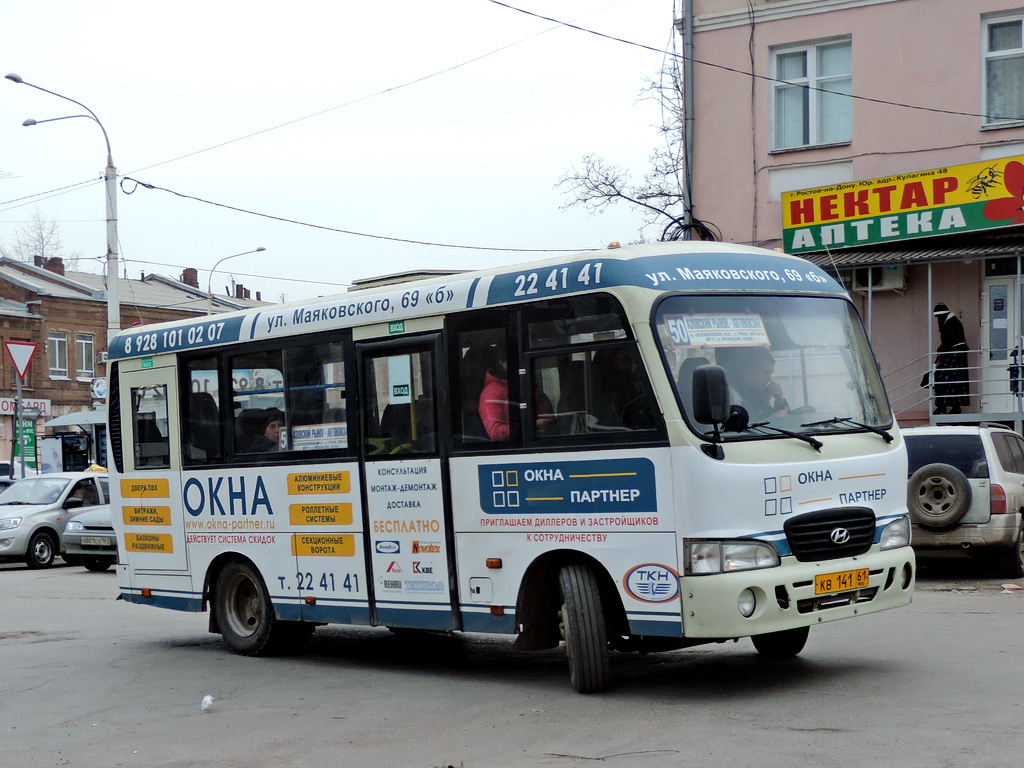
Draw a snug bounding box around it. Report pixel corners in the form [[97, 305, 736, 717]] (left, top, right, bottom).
[[357, 336, 456, 630], [116, 365, 189, 572]]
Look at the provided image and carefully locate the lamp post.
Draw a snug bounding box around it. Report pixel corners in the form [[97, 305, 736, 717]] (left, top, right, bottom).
[[5, 73, 120, 336], [207, 248, 266, 315]]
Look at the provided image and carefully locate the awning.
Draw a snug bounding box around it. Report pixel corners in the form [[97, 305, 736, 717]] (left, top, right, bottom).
[[44, 409, 107, 428]]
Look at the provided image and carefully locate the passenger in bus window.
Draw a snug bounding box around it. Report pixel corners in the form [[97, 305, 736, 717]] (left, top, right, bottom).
[[479, 349, 554, 440], [719, 347, 789, 423], [479, 350, 513, 440], [249, 408, 285, 452]]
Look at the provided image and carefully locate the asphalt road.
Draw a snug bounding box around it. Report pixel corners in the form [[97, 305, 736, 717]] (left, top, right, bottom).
[[1, 559, 1021, 768]]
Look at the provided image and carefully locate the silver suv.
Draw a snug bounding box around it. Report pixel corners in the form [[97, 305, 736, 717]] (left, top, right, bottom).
[[903, 424, 1024, 578], [0, 471, 110, 568]]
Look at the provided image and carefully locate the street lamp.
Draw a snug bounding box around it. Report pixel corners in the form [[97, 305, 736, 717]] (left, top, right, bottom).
[[5, 73, 120, 336], [207, 248, 266, 315]]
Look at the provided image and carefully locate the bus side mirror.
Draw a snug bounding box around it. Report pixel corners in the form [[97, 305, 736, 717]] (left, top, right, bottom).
[[692, 365, 730, 425]]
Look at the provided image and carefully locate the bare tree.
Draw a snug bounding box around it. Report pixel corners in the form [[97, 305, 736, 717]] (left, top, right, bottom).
[[556, 63, 720, 242], [0, 209, 81, 269]]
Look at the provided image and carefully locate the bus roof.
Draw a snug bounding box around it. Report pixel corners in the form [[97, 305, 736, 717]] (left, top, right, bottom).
[[108, 241, 845, 361]]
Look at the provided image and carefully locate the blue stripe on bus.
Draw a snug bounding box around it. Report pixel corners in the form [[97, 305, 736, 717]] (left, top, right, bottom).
[[375, 605, 457, 631], [460, 607, 517, 634], [121, 589, 203, 613], [109, 248, 846, 360], [626, 616, 684, 637], [466, 277, 481, 307]]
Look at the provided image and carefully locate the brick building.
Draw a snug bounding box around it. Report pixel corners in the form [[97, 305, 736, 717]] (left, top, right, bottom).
[[0, 257, 265, 471]]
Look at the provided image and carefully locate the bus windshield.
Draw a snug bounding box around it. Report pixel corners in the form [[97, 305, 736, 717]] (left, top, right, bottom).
[[655, 294, 891, 439]]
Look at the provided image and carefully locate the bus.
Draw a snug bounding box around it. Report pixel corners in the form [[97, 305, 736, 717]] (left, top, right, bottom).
[[108, 241, 914, 693]]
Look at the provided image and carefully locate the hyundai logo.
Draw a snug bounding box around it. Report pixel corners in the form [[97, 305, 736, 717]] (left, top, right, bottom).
[[830, 527, 851, 545]]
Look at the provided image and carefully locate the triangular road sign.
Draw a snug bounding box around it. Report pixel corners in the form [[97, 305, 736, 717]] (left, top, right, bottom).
[[4, 341, 37, 379]]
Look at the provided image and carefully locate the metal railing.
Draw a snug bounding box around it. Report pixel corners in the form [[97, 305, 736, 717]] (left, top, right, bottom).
[[882, 347, 1024, 428]]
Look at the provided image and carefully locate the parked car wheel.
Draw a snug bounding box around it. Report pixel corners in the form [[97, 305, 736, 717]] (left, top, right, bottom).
[[908, 463, 972, 527], [25, 531, 56, 569], [81, 555, 115, 572]]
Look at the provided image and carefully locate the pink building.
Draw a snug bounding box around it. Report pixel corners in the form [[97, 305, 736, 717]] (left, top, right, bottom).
[[686, 0, 1024, 427]]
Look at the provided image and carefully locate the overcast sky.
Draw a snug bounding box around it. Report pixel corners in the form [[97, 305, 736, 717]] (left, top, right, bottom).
[[1, 0, 678, 304]]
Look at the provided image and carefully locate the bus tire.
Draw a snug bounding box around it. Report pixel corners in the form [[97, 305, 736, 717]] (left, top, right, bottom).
[[751, 626, 809, 659], [214, 561, 289, 656], [81, 555, 115, 572], [25, 531, 56, 569], [558, 563, 609, 693]]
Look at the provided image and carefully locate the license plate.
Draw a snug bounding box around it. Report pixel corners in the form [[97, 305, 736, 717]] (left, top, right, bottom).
[[815, 568, 869, 594], [81, 536, 113, 547]]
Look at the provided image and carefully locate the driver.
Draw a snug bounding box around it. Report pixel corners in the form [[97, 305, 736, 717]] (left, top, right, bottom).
[[720, 347, 789, 423]]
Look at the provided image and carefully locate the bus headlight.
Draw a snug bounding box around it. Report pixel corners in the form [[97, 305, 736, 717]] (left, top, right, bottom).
[[685, 540, 780, 575], [880, 516, 911, 550]]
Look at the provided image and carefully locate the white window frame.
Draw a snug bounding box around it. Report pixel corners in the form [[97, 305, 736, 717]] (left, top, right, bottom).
[[983, 13, 1024, 127], [770, 38, 852, 151], [76, 332, 95, 380], [48, 330, 69, 379]]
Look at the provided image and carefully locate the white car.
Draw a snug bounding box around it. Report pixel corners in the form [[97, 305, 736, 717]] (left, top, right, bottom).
[[0, 472, 110, 568], [904, 424, 1024, 578]]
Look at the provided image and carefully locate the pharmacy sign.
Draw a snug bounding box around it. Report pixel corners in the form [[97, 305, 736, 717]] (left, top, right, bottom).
[[782, 156, 1024, 254]]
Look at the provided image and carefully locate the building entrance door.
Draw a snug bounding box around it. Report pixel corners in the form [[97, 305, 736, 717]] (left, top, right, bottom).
[[981, 277, 1024, 414]]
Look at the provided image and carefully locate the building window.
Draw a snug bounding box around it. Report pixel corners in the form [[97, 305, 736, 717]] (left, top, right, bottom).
[[771, 39, 852, 150], [48, 331, 68, 379], [76, 333, 95, 379], [984, 15, 1024, 126]]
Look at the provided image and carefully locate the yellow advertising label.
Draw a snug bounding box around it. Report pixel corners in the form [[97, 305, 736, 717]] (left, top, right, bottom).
[[120, 478, 170, 498], [289, 502, 353, 526], [291, 534, 355, 557], [782, 156, 1021, 228], [122, 505, 172, 526], [287, 471, 350, 495], [125, 532, 174, 553]]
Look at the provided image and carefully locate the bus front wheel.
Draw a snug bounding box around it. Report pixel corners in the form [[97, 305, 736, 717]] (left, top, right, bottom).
[[558, 563, 610, 693], [214, 561, 300, 656], [751, 626, 809, 659]]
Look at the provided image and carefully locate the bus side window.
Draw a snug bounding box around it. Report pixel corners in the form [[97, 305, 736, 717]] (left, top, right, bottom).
[[131, 384, 170, 468], [183, 357, 221, 464], [449, 312, 521, 450], [229, 350, 285, 455], [362, 349, 436, 455], [284, 340, 350, 454]]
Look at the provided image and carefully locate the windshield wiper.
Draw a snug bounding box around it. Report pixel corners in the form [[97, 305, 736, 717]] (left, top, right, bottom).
[[747, 422, 823, 452], [801, 416, 893, 444]]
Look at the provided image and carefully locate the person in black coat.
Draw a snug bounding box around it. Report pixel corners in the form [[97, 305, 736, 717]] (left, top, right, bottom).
[[931, 303, 970, 414]]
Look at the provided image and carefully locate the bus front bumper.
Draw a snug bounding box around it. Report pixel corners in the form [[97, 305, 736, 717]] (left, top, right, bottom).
[[680, 546, 915, 639]]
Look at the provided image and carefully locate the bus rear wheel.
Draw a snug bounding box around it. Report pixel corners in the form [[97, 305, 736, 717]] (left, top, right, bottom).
[[558, 563, 609, 693], [214, 561, 299, 656]]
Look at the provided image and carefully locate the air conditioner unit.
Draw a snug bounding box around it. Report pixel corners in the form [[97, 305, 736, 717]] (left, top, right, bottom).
[[852, 265, 906, 293], [97, 351, 109, 364]]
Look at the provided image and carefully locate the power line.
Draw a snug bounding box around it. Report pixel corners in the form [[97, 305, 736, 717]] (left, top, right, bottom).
[[123, 257, 352, 288], [120, 176, 593, 253], [484, 0, 1009, 122]]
